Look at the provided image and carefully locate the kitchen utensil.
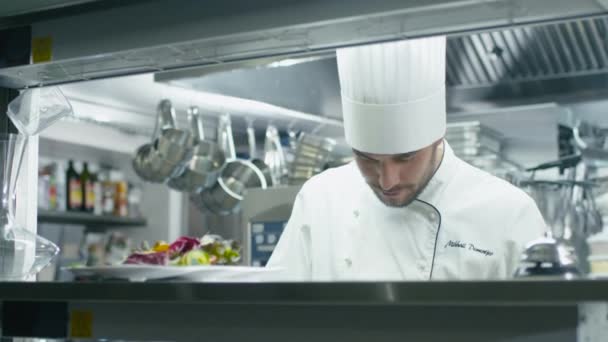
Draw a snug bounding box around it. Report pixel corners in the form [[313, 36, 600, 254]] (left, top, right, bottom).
[[246, 119, 257, 159], [246, 125, 273, 187], [520, 180, 572, 238], [515, 180, 583, 278], [132, 100, 193, 183], [168, 141, 226, 191], [189, 113, 271, 214], [132, 144, 156, 180], [525, 154, 582, 172], [572, 120, 608, 164], [581, 183, 604, 236], [149, 101, 193, 167], [153, 128, 193, 164], [263, 124, 287, 185], [7, 86, 73, 136], [289, 133, 336, 185], [217, 113, 236, 160], [154, 99, 178, 134], [288, 128, 298, 151], [513, 235, 579, 279], [0, 134, 59, 280], [251, 158, 273, 188], [565, 192, 587, 239], [191, 159, 269, 215], [168, 107, 226, 192], [563, 182, 593, 273]]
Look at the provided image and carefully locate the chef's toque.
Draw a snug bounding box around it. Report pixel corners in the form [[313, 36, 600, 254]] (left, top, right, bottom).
[[337, 36, 446, 154]]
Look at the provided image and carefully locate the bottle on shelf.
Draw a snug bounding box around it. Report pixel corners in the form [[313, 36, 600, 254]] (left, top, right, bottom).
[[100, 167, 115, 216], [66, 160, 82, 212], [91, 164, 103, 216], [81, 162, 95, 213], [127, 183, 142, 218], [55, 161, 66, 212], [112, 171, 128, 218], [48, 162, 58, 210]]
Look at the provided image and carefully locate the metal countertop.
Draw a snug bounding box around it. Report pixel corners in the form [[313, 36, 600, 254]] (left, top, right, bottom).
[[3, 280, 608, 305]]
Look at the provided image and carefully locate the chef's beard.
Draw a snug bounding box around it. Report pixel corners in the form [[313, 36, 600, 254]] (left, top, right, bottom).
[[369, 143, 442, 208]]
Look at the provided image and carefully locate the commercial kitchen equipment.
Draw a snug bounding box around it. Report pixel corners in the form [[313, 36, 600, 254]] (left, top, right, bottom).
[[4, 1, 608, 340], [241, 185, 301, 266]]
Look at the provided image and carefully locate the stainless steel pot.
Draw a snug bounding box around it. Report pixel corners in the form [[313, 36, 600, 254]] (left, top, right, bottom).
[[168, 107, 226, 192], [191, 159, 269, 215], [132, 100, 194, 183], [251, 158, 273, 188], [289, 133, 336, 185], [263, 124, 287, 185], [168, 140, 226, 192]]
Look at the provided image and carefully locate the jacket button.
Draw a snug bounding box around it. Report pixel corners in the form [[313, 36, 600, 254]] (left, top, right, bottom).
[[428, 212, 438, 221], [353, 210, 359, 218], [345, 258, 353, 267]]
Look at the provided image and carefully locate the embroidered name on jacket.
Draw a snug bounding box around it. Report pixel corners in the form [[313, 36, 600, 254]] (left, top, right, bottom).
[[444, 240, 494, 256]]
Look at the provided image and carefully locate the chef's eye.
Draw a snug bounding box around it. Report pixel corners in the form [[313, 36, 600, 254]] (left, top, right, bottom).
[[359, 155, 378, 164], [354, 152, 376, 163], [396, 154, 415, 162]]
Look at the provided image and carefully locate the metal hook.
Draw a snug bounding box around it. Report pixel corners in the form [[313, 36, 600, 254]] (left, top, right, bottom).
[[287, 120, 298, 132], [311, 123, 326, 135]]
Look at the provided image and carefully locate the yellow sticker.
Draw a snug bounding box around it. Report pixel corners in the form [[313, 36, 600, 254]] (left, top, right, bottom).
[[70, 310, 93, 338], [32, 36, 53, 63]]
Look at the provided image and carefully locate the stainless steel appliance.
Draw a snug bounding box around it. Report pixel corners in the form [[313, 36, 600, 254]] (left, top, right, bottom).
[[241, 186, 301, 266]]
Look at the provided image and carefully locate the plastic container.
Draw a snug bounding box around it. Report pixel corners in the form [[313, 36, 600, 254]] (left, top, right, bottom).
[[0, 134, 59, 280], [7, 86, 73, 136]]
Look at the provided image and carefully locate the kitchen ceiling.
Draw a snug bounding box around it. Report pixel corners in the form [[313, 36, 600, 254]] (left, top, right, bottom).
[[156, 16, 608, 116]]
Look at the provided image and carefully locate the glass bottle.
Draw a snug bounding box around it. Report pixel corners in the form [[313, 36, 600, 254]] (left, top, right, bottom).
[[66, 160, 82, 212]]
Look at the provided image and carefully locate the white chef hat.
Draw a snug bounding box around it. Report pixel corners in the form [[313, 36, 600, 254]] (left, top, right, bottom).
[[337, 36, 446, 154]]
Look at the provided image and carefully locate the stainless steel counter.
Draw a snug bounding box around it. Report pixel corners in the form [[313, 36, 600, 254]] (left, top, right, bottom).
[[2, 280, 607, 341], [0, 279, 607, 304]]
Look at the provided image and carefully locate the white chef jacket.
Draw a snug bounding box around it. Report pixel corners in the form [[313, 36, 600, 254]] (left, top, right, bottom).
[[267, 141, 545, 281]]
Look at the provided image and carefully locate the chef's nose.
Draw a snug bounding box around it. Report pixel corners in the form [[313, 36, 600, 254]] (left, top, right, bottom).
[[378, 161, 400, 191]]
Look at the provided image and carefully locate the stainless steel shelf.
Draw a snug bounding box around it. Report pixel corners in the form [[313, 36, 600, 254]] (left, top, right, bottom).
[[38, 210, 147, 228]]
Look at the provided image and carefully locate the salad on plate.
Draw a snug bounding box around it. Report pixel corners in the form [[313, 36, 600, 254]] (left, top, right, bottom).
[[66, 234, 249, 281], [124, 234, 241, 266]]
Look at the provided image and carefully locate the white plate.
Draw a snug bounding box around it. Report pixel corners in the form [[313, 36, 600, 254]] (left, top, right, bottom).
[[180, 266, 285, 282], [64, 265, 283, 282]]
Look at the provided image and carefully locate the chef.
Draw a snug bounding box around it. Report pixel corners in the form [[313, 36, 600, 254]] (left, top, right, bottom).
[[267, 36, 545, 280]]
